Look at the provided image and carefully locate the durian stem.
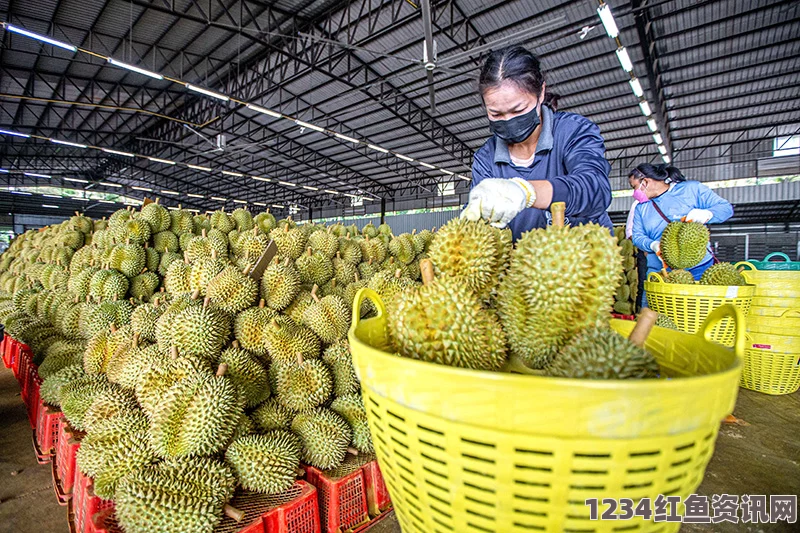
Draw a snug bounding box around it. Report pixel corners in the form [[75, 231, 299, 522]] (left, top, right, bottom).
[[295, 467, 306, 478], [501, 355, 546, 376], [310, 284, 320, 302], [259, 299, 265, 308], [216, 363, 228, 376], [223, 504, 245, 522], [232, 340, 240, 349], [420, 258, 435, 286], [283, 257, 291, 267], [203, 297, 211, 308], [202, 229, 207, 237], [170, 346, 178, 360], [629, 309, 657, 348], [307, 247, 312, 257], [191, 289, 201, 300], [347, 447, 359, 456], [109, 323, 117, 333], [132, 334, 139, 348], [551, 202, 566, 228], [296, 353, 303, 365]]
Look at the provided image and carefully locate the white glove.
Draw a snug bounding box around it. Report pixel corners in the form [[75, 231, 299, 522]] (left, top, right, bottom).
[[685, 208, 713, 224], [650, 241, 660, 254], [460, 178, 536, 228]]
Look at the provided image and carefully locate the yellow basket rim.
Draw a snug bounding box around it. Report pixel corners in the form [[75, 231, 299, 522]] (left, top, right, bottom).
[[645, 272, 756, 296], [349, 289, 743, 392]]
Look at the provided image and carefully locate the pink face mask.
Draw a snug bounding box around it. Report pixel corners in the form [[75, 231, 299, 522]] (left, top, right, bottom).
[[633, 184, 649, 203]]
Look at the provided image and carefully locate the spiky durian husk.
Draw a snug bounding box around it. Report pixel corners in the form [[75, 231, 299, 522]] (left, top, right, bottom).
[[700, 262, 746, 286], [661, 221, 709, 269], [206, 266, 258, 314], [225, 432, 301, 494], [217, 346, 269, 408], [251, 398, 295, 432], [665, 269, 695, 284], [260, 259, 301, 311], [291, 408, 352, 470], [273, 358, 332, 411], [322, 340, 360, 397], [331, 394, 373, 453], [233, 304, 275, 357]]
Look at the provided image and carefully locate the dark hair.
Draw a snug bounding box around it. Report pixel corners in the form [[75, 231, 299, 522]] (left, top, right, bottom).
[[479, 46, 560, 110], [630, 163, 685, 184]]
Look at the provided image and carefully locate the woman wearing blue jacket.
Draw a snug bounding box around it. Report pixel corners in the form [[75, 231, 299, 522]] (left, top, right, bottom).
[[460, 46, 612, 240], [629, 163, 733, 281]]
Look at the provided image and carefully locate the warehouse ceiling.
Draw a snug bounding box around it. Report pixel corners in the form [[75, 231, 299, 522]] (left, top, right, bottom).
[[0, 0, 798, 219]]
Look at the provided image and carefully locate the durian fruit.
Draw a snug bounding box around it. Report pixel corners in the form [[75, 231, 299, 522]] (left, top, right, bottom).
[[359, 236, 387, 264], [261, 258, 301, 311], [233, 301, 275, 357], [206, 265, 258, 314], [660, 221, 709, 269], [89, 268, 129, 301], [308, 228, 339, 258], [332, 253, 357, 286], [546, 311, 660, 380], [655, 314, 678, 330], [155, 294, 200, 350], [118, 217, 152, 246], [251, 398, 294, 432], [362, 222, 378, 238], [389, 260, 508, 371], [231, 207, 254, 232], [270, 224, 307, 260], [217, 343, 270, 408], [700, 262, 746, 286], [60, 375, 120, 430], [38, 340, 85, 379], [291, 408, 352, 470], [497, 203, 619, 369], [295, 247, 334, 286], [70, 213, 94, 234], [210, 209, 236, 234], [428, 218, 509, 301], [302, 285, 351, 345], [613, 301, 634, 315], [171, 208, 197, 235], [388, 234, 416, 265], [172, 298, 232, 361], [40, 364, 86, 406], [225, 432, 301, 494], [323, 340, 360, 397], [338, 236, 362, 266], [367, 269, 416, 306], [187, 229, 227, 262], [236, 228, 268, 261], [115, 456, 236, 533], [165, 256, 192, 294], [135, 355, 208, 416], [130, 271, 160, 301], [665, 269, 695, 284], [331, 394, 373, 454], [81, 387, 139, 433], [144, 245, 161, 273], [159, 250, 182, 276], [615, 284, 631, 303], [153, 230, 179, 253], [141, 201, 171, 233], [189, 253, 225, 295], [254, 211, 277, 234], [149, 364, 243, 458], [273, 354, 333, 411], [131, 299, 164, 343]]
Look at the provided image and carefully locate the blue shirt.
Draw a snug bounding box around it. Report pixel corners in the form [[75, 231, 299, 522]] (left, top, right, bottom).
[[631, 180, 733, 275], [471, 106, 613, 241]]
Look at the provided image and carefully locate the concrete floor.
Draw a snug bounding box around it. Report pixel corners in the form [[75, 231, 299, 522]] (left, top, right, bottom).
[[0, 366, 797, 533]]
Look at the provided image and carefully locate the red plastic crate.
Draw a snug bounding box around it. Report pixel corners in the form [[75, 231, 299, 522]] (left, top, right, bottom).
[[53, 418, 81, 504], [14, 342, 31, 382], [72, 471, 114, 533], [305, 458, 369, 533], [16, 348, 31, 388], [612, 313, 636, 321], [360, 460, 391, 518], [4, 337, 18, 372], [26, 372, 42, 428], [34, 402, 62, 463], [92, 481, 320, 533], [0, 336, 7, 368]]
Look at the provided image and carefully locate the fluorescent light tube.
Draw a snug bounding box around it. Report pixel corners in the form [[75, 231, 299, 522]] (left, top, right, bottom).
[[161, 190, 179, 195], [64, 177, 89, 183], [42, 204, 59, 208], [132, 186, 153, 191], [662, 155, 671, 164], [107, 58, 163, 80], [211, 196, 227, 201], [186, 84, 229, 101], [272, 204, 284, 209], [51, 139, 87, 148], [187, 164, 212, 171], [6, 25, 77, 52], [251, 176, 271, 182], [440, 169, 454, 175], [323, 190, 338, 195], [0, 169, 8, 173], [98, 200, 115, 204], [100, 181, 122, 188], [646, 118, 657, 132], [302, 185, 319, 191], [278, 181, 296, 187], [334, 132, 360, 144], [596, 4, 619, 39], [629, 77, 643, 98], [148, 157, 176, 165], [102, 148, 135, 157], [639, 100, 652, 117], [24, 172, 51, 178], [458, 174, 471, 181], [0, 128, 30, 138], [296, 120, 325, 133], [657, 145, 668, 155], [394, 153, 413, 162], [233, 199, 247, 204], [221, 170, 244, 177], [43, 194, 61, 198], [246, 104, 282, 118], [652, 133, 663, 145], [418, 162, 436, 169], [367, 144, 388, 153], [253, 202, 267, 207], [10, 190, 32, 195], [187, 193, 204, 198], [616, 47, 633, 72]]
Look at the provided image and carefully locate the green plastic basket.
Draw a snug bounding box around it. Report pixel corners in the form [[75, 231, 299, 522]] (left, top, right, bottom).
[[745, 252, 800, 271]]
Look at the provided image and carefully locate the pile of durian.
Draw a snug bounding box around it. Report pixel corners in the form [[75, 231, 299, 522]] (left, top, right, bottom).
[[386, 203, 661, 380], [612, 227, 638, 315], [0, 204, 432, 533]]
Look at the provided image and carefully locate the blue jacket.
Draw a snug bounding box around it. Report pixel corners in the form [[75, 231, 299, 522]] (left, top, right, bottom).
[[632, 180, 733, 275], [471, 106, 613, 241]]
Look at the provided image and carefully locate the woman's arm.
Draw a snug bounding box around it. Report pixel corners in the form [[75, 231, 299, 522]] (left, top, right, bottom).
[[631, 205, 657, 253], [692, 182, 733, 223]]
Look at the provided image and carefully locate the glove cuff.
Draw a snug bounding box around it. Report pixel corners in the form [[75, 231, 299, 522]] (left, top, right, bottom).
[[510, 178, 537, 208]]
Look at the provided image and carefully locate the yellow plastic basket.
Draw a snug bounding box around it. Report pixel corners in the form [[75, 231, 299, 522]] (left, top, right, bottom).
[[735, 262, 800, 297], [745, 331, 800, 353], [349, 289, 744, 533], [746, 309, 800, 336], [741, 348, 800, 395], [644, 272, 753, 346]]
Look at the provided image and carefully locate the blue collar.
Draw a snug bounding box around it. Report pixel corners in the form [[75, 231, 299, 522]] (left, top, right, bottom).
[[493, 105, 555, 165]]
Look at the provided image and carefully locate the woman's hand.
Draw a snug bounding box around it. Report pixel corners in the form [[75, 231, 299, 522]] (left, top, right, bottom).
[[460, 178, 536, 228], [685, 209, 713, 224]]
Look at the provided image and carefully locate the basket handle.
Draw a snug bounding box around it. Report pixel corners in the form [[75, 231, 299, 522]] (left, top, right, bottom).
[[734, 260, 756, 272], [763, 252, 790, 263], [698, 304, 745, 359], [779, 309, 800, 319], [352, 287, 386, 328], [647, 272, 665, 283]]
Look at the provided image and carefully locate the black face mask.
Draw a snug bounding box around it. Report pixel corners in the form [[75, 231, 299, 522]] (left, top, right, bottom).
[[488, 106, 541, 144]]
